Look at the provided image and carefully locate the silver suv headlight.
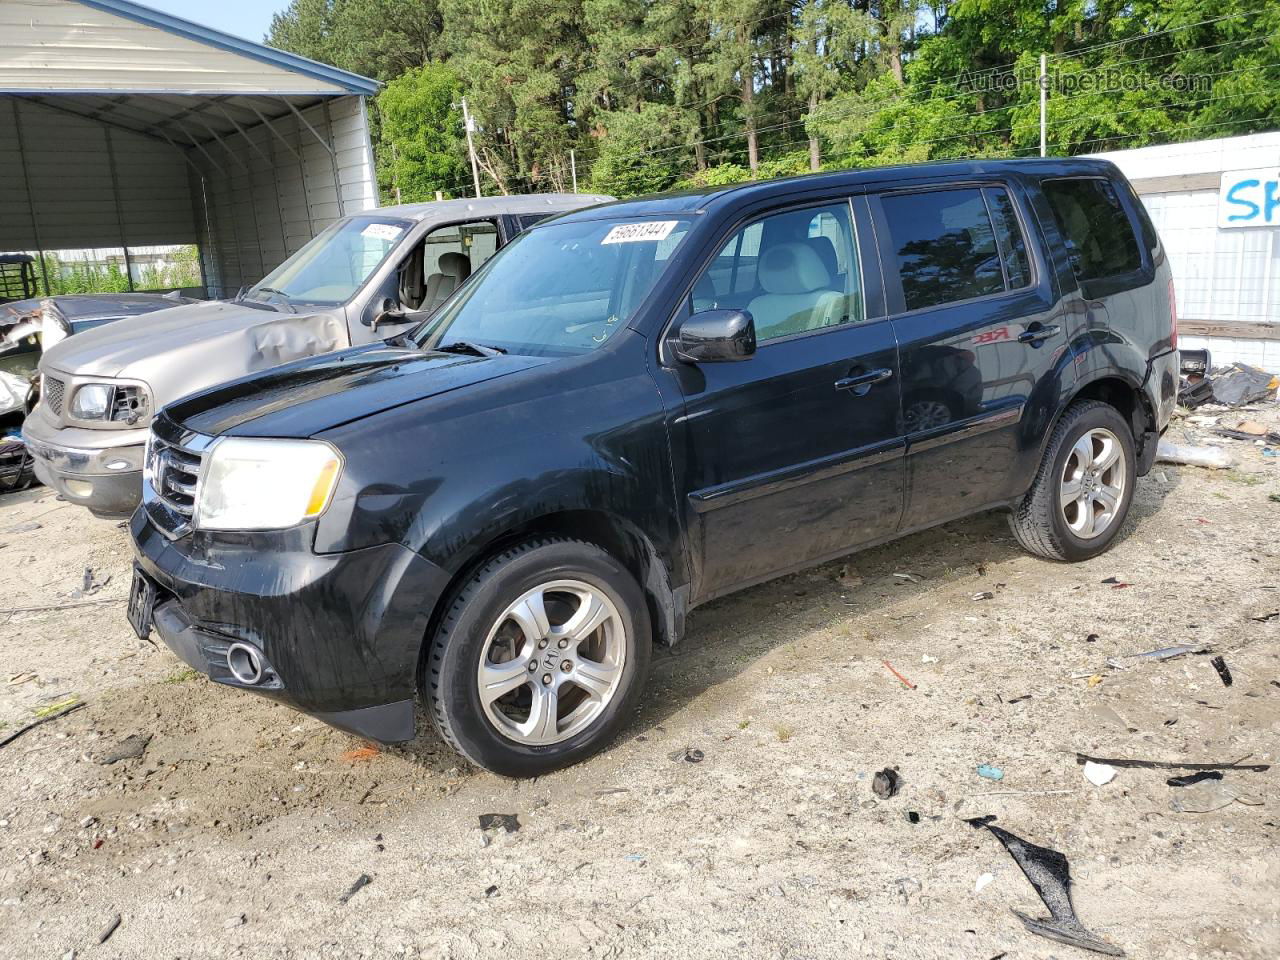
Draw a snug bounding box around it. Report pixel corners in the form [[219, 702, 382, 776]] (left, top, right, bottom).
[[68, 382, 150, 423], [195, 437, 342, 531]]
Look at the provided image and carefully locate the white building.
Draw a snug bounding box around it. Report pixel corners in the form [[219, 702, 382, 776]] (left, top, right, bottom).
[[1092, 131, 1280, 371], [0, 0, 380, 299]]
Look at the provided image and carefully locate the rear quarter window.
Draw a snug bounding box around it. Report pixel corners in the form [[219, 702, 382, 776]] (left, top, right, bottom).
[[1042, 178, 1142, 282], [879, 186, 1033, 312]]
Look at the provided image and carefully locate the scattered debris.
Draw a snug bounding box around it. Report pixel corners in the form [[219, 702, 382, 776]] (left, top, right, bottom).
[[97, 733, 151, 765], [1129, 643, 1210, 662], [921, 653, 938, 664], [1251, 611, 1279, 623], [484, 884, 499, 898], [905, 810, 921, 824], [1100, 577, 1132, 588], [341, 744, 380, 763], [976, 764, 1005, 781], [1156, 440, 1233, 469], [1167, 770, 1223, 788], [1209, 655, 1233, 687], [1210, 362, 1278, 407], [967, 816, 1125, 957], [6, 671, 36, 685], [1170, 779, 1264, 814], [98, 914, 121, 945], [1075, 752, 1268, 773], [667, 746, 704, 763], [893, 571, 923, 583], [478, 813, 520, 834], [971, 591, 995, 601], [0, 699, 85, 749], [1006, 694, 1031, 704], [872, 768, 900, 799], [882, 660, 916, 690], [338, 874, 372, 904], [895, 877, 922, 903], [224, 914, 246, 929], [974, 872, 994, 893], [1083, 761, 1117, 786], [1085, 633, 1099, 643]]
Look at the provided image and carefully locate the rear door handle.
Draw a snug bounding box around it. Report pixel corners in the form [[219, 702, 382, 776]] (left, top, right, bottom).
[[834, 367, 894, 395], [1017, 323, 1061, 344]]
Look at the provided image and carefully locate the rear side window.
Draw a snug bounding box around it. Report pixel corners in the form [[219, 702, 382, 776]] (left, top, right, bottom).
[[880, 187, 1031, 312], [1042, 178, 1141, 281]]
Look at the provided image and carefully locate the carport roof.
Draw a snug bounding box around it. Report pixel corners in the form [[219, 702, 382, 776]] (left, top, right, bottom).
[[0, 0, 378, 148]]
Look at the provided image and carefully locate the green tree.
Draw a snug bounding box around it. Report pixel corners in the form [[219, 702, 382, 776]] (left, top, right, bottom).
[[377, 64, 469, 200]]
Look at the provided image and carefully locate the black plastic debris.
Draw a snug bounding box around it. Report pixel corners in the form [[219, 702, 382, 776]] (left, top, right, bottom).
[[484, 884, 499, 898], [1075, 752, 1268, 773], [966, 816, 1124, 956], [1251, 611, 1279, 623], [872, 767, 900, 799], [478, 813, 520, 833], [0, 700, 84, 749], [339, 874, 372, 904], [1210, 656, 1233, 687], [1210, 362, 1278, 407], [1085, 633, 1099, 643], [905, 810, 920, 824], [1167, 770, 1223, 788], [1177, 375, 1213, 409], [667, 746, 704, 763]]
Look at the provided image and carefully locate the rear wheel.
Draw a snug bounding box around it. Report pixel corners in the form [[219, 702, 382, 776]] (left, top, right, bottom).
[[425, 538, 651, 777], [1009, 400, 1136, 562]]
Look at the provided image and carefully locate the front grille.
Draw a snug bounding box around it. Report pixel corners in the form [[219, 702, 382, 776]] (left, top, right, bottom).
[[43, 376, 65, 415], [144, 419, 211, 537]]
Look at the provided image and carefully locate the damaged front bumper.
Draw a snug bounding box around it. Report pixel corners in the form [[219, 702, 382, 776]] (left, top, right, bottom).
[[21, 415, 146, 517], [130, 509, 451, 744]]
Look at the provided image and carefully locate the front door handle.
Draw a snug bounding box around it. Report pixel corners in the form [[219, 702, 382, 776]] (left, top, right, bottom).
[[834, 367, 894, 395], [1017, 323, 1061, 345]]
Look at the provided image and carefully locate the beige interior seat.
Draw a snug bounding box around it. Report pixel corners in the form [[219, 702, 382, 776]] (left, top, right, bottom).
[[747, 241, 844, 339], [424, 252, 473, 310]]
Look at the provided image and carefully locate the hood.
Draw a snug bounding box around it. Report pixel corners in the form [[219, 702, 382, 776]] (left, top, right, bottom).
[[39, 300, 346, 384], [167, 344, 555, 438]]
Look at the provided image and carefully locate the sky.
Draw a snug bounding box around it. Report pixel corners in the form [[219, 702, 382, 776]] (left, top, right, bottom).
[[141, 0, 292, 44]]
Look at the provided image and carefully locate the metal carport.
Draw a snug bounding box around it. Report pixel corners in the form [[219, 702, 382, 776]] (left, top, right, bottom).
[[0, 0, 380, 299]]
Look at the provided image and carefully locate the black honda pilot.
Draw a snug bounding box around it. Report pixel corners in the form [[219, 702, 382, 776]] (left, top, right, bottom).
[[129, 159, 1178, 776]]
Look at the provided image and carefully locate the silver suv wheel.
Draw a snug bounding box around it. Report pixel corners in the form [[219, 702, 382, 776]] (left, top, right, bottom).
[[1060, 427, 1126, 540], [477, 579, 627, 746]]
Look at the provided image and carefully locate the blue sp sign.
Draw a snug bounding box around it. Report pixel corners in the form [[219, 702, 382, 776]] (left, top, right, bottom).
[[1218, 169, 1280, 228]]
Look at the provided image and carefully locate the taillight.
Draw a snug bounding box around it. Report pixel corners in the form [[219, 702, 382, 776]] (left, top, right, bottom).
[[1168, 278, 1178, 350]]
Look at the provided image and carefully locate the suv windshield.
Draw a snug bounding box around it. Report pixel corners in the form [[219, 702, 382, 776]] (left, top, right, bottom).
[[245, 216, 413, 307], [413, 216, 693, 357]]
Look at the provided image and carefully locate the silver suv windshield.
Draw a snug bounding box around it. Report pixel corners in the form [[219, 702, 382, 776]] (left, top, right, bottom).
[[412, 216, 693, 357], [244, 216, 413, 307]]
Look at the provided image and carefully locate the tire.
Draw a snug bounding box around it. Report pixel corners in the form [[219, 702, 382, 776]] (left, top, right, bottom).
[[425, 538, 652, 777], [1009, 400, 1136, 562]]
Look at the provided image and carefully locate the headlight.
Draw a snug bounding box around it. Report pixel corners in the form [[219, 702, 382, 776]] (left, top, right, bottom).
[[195, 437, 342, 531], [70, 383, 113, 420]]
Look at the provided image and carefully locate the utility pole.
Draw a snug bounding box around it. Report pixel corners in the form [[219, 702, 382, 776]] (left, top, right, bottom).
[[461, 97, 482, 198], [570, 149, 578, 193], [1039, 53, 1048, 158]]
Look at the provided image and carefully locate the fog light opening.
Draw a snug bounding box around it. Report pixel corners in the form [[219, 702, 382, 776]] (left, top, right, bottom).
[[226, 643, 264, 685]]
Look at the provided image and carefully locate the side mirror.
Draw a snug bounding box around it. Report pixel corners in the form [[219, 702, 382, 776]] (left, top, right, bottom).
[[674, 309, 756, 363], [371, 297, 406, 330]]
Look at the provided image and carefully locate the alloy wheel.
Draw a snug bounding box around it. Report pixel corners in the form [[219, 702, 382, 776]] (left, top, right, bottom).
[[1059, 427, 1126, 539]]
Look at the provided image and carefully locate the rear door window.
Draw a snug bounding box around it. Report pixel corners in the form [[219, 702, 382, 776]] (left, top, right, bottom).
[[879, 187, 1032, 312], [1042, 178, 1141, 281]]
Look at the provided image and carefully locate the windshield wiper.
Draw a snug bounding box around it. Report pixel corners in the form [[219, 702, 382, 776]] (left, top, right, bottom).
[[252, 286, 297, 313], [435, 340, 507, 357]]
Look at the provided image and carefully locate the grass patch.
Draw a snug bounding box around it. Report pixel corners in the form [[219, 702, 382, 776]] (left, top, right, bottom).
[[775, 724, 793, 742], [738, 719, 750, 730], [163, 667, 200, 684], [1225, 470, 1264, 486], [33, 696, 78, 718]]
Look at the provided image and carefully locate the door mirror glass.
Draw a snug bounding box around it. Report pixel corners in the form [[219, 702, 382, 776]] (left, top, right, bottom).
[[372, 297, 406, 330], [674, 309, 756, 363]]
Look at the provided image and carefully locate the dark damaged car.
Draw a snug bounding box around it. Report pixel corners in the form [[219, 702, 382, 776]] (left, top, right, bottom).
[[129, 159, 1178, 776]]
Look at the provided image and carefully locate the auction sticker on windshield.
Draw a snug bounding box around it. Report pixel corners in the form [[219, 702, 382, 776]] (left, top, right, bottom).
[[601, 221, 679, 244], [361, 223, 404, 242]]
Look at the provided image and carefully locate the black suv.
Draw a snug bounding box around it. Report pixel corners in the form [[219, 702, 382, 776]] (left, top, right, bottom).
[[129, 159, 1178, 776]]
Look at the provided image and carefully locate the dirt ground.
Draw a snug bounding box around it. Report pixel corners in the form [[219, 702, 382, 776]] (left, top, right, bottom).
[[1, 407, 1278, 960]]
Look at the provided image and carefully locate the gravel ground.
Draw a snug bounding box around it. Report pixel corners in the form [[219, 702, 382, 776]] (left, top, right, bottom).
[[1, 407, 1278, 960]]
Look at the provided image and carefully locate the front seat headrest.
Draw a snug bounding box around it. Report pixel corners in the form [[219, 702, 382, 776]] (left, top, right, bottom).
[[436, 251, 472, 281], [757, 242, 831, 295]]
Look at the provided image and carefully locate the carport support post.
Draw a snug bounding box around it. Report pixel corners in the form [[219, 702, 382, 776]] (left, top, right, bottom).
[[11, 99, 51, 296], [103, 129, 136, 292], [1039, 53, 1047, 157]]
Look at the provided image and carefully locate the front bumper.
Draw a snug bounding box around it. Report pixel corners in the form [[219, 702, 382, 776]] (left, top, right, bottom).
[[130, 509, 451, 743], [21, 416, 147, 516]]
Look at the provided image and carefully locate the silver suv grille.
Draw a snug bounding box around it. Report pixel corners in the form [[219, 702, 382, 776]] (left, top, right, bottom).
[[43, 376, 65, 415], [143, 416, 212, 537]]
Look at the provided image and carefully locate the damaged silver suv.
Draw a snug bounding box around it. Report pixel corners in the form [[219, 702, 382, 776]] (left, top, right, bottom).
[[23, 193, 609, 516]]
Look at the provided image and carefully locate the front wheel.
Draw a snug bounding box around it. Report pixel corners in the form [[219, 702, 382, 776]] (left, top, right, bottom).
[[424, 538, 651, 777], [1009, 400, 1136, 562]]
